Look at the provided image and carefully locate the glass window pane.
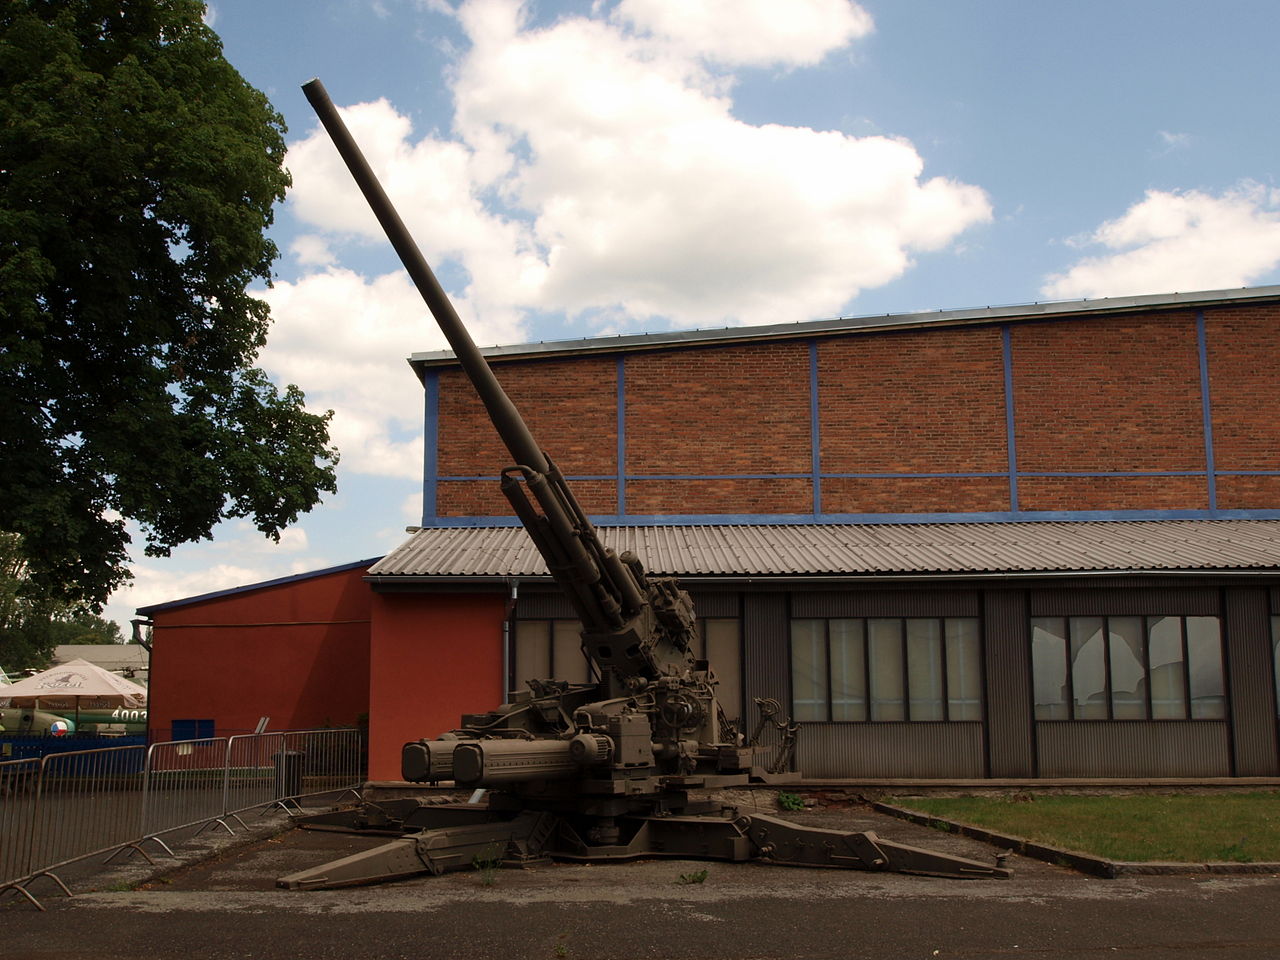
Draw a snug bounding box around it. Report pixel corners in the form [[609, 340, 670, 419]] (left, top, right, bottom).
[[946, 618, 983, 721], [829, 619, 867, 721], [552, 620, 591, 684], [1148, 616, 1188, 719], [1108, 616, 1147, 719], [1031, 618, 1069, 720], [1186, 617, 1225, 720], [906, 619, 945, 721], [790, 620, 828, 722], [868, 619, 905, 721], [704, 619, 742, 723], [1070, 617, 1108, 719], [514, 620, 551, 694]]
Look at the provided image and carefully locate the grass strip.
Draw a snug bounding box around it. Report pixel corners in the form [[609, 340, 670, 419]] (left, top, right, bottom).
[[888, 793, 1280, 863]]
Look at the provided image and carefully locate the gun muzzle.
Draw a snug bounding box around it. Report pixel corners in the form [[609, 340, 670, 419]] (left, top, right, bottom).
[[401, 738, 459, 783]]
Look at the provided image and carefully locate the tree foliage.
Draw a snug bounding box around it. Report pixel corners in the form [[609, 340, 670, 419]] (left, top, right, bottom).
[[0, 1, 338, 608], [0, 532, 123, 674]]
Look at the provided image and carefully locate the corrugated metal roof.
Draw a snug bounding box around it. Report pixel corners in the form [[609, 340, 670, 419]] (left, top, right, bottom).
[[367, 520, 1280, 579]]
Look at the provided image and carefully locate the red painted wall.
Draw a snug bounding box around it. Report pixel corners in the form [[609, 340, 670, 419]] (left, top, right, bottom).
[[148, 565, 373, 740], [366, 591, 506, 780]]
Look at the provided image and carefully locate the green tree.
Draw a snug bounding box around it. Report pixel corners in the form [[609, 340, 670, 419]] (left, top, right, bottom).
[[0, 532, 121, 673], [0, 0, 338, 608], [47, 611, 125, 647]]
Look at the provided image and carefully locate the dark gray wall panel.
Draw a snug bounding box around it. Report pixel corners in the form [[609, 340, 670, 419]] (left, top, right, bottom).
[[792, 589, 979, 618], [743, 592, 789, 706], [1029, 586, 1218, 617], [983, 590, 1035, 777], [1223, 587, 1279, 776], [687, 591, 740, 618], [1036, 722, 1230, 777], [742, 592, 791, 771], [517, 589, 738, 619], [515, 591, 576, 619], [797, 723, 985, 778]]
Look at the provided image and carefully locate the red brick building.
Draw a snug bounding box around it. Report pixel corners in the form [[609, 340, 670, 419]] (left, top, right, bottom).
[[143, 286, 1280, 781]]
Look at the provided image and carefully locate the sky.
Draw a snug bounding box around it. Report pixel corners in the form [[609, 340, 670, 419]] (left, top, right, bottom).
[[101, 0, 1280, 633]]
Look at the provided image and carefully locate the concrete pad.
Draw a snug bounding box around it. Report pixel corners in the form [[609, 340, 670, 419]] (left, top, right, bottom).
[[3, 802, 1279, 960]]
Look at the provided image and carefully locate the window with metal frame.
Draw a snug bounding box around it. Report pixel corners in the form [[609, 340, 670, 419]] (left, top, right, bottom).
[[1031, 615, 1225, 721], [790, 618, 983, 723]]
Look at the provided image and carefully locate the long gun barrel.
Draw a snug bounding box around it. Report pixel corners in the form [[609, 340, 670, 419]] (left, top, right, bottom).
[[302, 79, 697, 690]]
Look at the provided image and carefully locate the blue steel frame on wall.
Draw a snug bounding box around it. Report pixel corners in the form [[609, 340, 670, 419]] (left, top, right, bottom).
[[420, 308, 1280, 528]]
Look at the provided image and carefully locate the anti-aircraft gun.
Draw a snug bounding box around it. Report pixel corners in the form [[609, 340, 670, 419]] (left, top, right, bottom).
[[277, 80, 1011, 889]]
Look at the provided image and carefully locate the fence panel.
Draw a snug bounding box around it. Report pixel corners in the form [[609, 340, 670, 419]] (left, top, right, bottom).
[[223, 733, 287, 818], [1, 758, 41, 892], [29, 745, 148, 880], [1, 727, 364, 909], [282, 728, 364, 801], [142, 738, 231, 841]]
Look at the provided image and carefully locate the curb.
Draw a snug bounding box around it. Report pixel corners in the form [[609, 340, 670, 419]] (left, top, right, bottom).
[[871, 801, 1280, 879]]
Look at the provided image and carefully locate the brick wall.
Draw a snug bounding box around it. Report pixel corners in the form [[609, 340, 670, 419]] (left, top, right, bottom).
[[437, 355, 619, 517], [624, 343, 810, 514], [1011, 311, 1203, 472], [1010, 310, 1208, 512], [426, 299, 1280, 520], [1206, 303, 1280, 510], [819, 326, 1007, 474]]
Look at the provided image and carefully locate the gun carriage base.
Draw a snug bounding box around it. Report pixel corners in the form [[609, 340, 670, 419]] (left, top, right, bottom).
[[278, 797, 1011, 889], [277, 691, 1010, 889]]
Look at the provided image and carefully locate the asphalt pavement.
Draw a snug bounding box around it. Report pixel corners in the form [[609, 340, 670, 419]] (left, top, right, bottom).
[[3, 803, 1277, 960]]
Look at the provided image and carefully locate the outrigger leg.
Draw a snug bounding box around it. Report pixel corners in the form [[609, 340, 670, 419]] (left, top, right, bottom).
[[277, 809, 556, 889], [276, 804, 1009, 889]]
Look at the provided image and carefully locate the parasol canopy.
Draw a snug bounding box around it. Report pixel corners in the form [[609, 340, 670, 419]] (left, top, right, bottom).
[[2, 658, 147, 711]]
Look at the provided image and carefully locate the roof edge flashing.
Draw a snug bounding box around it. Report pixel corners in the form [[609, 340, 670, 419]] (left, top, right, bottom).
[[137, 556, 384, 616], [407, 285, 1280, 369]]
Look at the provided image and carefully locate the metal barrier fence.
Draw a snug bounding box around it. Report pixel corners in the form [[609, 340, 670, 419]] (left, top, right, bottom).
[[0, 728, 363, 910], [0, 759, 42, 908]]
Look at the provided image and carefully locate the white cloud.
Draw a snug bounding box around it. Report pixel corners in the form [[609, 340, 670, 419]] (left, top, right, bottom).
[[255, 266, 523, 482], [290, 234, 336, 268], [272, 0, 990, 481], [249, 526, 309, 554], [102, 532, 319, 634], [1042, 183, 1280, 300], [615, 0, 874, 67], [449, 0, 987, 326], [286, 95, 548, 323], [284, 0, 987, 331], [1156, 130, 1191, 153]]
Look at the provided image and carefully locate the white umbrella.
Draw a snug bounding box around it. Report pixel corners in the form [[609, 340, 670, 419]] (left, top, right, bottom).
[[3, 658, 147, 725]]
